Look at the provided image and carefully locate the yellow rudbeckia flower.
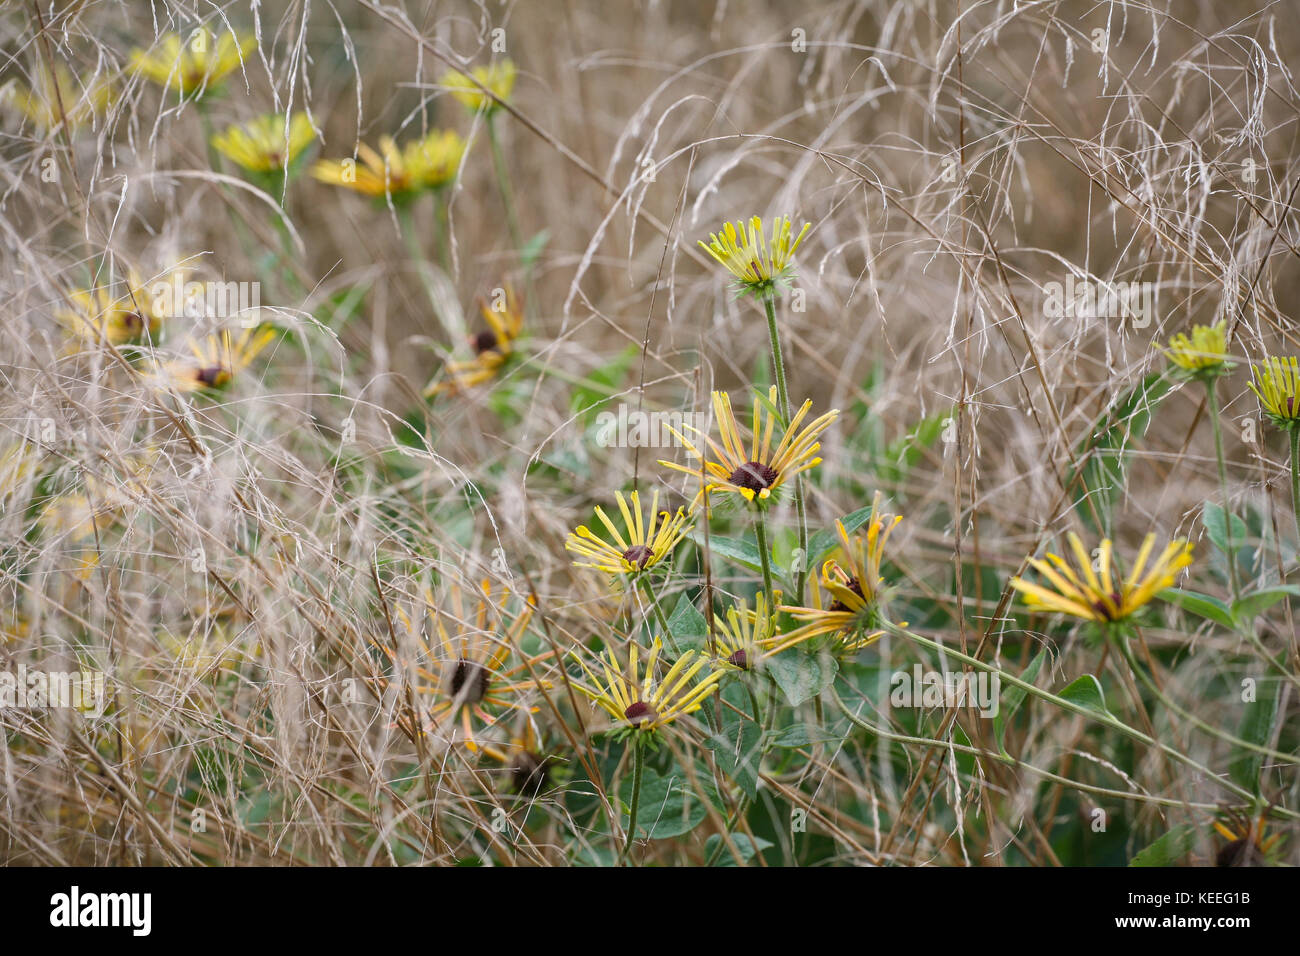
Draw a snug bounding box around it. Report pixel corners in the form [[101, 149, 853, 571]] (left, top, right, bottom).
[[311, 128, 464, 199], [1249, 355, 1300, 428], [565, 489, 691, 578], [212, 112, 314, 173], [660, 387, 838, 507], [571, 636, 724, 735], [699, 216, 811, 298], [1009, 532, 1193, 624], [131, 30, 256, 97], [1163, 321, 1230, 376], [442, 60, 517, 113], [8, 64, 113, 130]]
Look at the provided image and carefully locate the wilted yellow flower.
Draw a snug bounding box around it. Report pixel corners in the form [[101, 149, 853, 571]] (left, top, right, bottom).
[[425, 285, 524, 397], [380, 580, 551, 750], [571, 637, 724, 735], [131, 30, 256, 97], [660, 387, 837, 506], [158, 326, 275, 392], [1214, 811, 1283, 867], [442, 60, 517, 113], [1249, 355, 1300, 428], [58, 269, 172, 347], [1164, 321, 1230, 375], [776, 494, 901, 654], [311, 128, 464, 199], [212, 112, 314, 173], [565, 489, 691, 578], [8, 64, 113, 130], [1010, 532, 1193, 624], [699, 216, 810, 298]]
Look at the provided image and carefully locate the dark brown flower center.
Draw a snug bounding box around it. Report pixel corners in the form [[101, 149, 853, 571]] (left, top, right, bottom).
[[472, 330, 500, 355], [828, 578, 866, 614], [1216, 838, 1263, 868], [624, 701, 657, 726], [727, 460, 779, 493], [510, 751, 551, 797], [621, 544, 654, 569], [1090, 591, 1124, 621], [726, 649, 750, 670], [449, 659, 490, 704], [196, 365, 230, 388]]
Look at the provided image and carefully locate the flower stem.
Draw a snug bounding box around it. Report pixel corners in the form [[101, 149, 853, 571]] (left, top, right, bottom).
[[1206, 377, 1240, 599], [619, 736, 645, 865], [486, 112, 523, 255], [762, 293, 809, 602], [754, 509, 775, 609]]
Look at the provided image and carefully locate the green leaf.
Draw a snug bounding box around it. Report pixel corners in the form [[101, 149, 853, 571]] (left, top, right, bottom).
[[703, 684, 762, 799], [1202, 502, 1249, 556], [767, 651, 838, 707], [768, 721, 846, 749], [1058, 674, 1110, 717], [1063, 372, 1173, 535], [1158, 587, 1236, 630], [1229, 676, 1281, 795], [704, 833, 773, 866], [621, 768, 707, 839], [1129, 825, 1197, 866], [688, 532, 761, 572], [993, 648, 1048, 752], [1231, 586, 1300, 622], [666, 593, 708, 652]]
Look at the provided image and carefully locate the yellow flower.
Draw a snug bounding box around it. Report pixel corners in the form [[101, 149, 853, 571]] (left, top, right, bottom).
[[565, 489, 691, 577], [1249, 355, 1300, 428], [442, 60, 517, 113], [776, 494, 901, 654], [58, 269, 172, 347], [699, 216, 811, 297], [1163, 321, 1230, 375], [380, 580, 551, 750], [8, 64, 113, 130], [158, 326, 276, 392], [1214, 812, 1283, 867], [131, 30, 256, 97], [311, 128, 465, 199], [660, 387, 838, 506], [1009, 532, 1193, 624], [212, 112, 314, 173], [424, 285, 525, 397], [709, 591, 782, 670], [571, 636, 724, 735]]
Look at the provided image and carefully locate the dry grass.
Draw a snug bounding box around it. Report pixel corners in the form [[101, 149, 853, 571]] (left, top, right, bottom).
[[1, 0, 1298, 866]]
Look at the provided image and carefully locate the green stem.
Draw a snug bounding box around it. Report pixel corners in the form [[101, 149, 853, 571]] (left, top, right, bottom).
[[397, 202, 440, 315], [1206, 377, 1240, 599], [1116, 636, 1300, 768], [619, 736, 645, 865], [754, 509, 775, 608], [486, 112, 523, 255], [704, 675, 774, 865], [762, 294, 809, 601]]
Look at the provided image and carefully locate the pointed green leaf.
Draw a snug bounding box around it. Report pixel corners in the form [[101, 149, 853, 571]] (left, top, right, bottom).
[[1159, 587, 1236, 630]]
